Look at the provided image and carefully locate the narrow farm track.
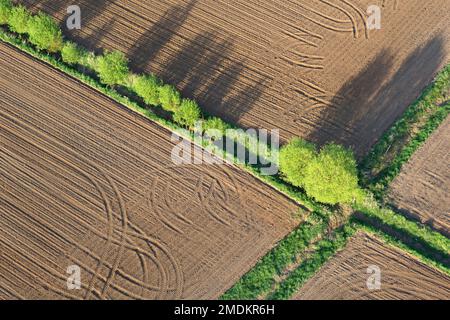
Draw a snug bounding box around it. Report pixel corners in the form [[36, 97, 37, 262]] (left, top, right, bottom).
[[0, 42, 301, 299], [20, 0, 450, 156], [388, 117, 450, 236], [293, 232, 450, 300]]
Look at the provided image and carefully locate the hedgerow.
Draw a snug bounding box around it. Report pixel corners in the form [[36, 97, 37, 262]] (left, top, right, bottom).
[[1, 3, 448, 299], [279, 138, 316, 188], [7, 5, 30, 34], [174, 99, 201, 128], [131, 74, 161, 106], [279, 139, 362, 205], [27, 12, 63, 52], [96, 50, 129, 86], [159, 84, 182, 112], [61, 41, 86, 65], [0, 0, 12, 25]]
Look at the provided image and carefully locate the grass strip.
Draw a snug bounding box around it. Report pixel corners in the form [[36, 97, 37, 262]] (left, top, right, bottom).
[[360, 64, 450, 197], [356, 222, 450, 275], [268, 223, 357, 300], [220, 211, 331, 300], [369, 104, 450, 198], [353, 198, 450, 259]]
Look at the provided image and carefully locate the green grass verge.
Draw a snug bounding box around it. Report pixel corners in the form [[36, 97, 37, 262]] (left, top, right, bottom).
[[369, 104, 449, 199], [360, 64, 450, 198], [354, 198, 450, 256], [220, 211, 331, 300], [266, 219, 448, 300], [268, 223, 357, 300], [356, 222, 450, 275]]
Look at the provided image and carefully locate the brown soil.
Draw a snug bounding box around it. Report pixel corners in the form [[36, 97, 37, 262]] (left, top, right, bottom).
[[21, 0, 450, 156], [293, 232, 450, 300], [0, 42, 300, 300], [388, 117, 450, 236]]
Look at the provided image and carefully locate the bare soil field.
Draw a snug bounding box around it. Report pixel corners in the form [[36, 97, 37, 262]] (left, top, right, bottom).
[[388, 117, 450, 236], [20, 0, 450, 156], [293, 232, 450, 300], [0, 42, 301, 299]]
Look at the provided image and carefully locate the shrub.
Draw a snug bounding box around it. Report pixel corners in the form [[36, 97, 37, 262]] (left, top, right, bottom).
[[96, 50, 129, 86], [61, 41, 86, 64], [279, 138, 317, 188], [8, 5, 30, 34], [27, 12, 63, 52], [202, 117, 230, 135], [303, 143, 360, 205], [132, 74, 161, 106], [159, 84, 181, 112], [173, 98, 201, 128], [0, 0, 12, 25]]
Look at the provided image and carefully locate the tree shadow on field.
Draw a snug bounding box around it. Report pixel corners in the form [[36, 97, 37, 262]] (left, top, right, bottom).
[[126, 0, 267, 124], [128, 0, 197, 71], [307, 34, 446, 159], [22, 0, 267, 126], [21, 0, 118, 52]]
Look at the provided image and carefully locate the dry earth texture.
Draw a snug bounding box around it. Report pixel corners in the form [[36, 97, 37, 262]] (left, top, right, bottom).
[[0, 43, 301, 300], [293, 232, 450, 300], [388, 117, 450, 236], [21, 0, 450, 157]]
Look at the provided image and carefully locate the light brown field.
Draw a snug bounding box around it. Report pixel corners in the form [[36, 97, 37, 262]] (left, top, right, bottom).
[[21, 0, 450, 156], [0, 42, 301, 299], [293, 232, 450, 300], [388, 117, 450, 236]]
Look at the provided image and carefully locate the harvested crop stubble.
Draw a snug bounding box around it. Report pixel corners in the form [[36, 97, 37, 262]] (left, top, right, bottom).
[[388, 117, 450, 236], [293, 232, 450, 300], [20, 0, 450, 156], [0, 43, 301, 299]]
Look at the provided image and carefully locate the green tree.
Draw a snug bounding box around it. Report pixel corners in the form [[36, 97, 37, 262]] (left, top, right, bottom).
[[303, 143, 360, 205], [8, 5, 30, 34], [96, 50, 129, 86], [202, 117, 230, 135], [173, 98, 201, 128], [61, 41, 86, 64], [27, 12, 63, 52], [132, 74, 161, 106], [158, 84, 181, 112], [279, 138, 317, 188], [0, 0, 13, 25]]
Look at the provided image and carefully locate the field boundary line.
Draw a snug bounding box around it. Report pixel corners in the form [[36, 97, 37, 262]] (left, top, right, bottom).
[[0, 28, 329, 214], [360, 64, 450, 199], [267, 218, 449, 300]]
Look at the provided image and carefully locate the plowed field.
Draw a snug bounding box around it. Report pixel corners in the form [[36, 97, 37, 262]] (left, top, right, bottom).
[[21, 0, 450, 156], [0, 42, 300, 299], [388, 117, 450, 236], [293, 232, 450, 300]]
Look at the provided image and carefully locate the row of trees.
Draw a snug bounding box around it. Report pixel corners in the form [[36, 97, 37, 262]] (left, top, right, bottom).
[[279, 138, 362, 205], [0, 0, 207, 130], [1, 0, 361, 206]]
